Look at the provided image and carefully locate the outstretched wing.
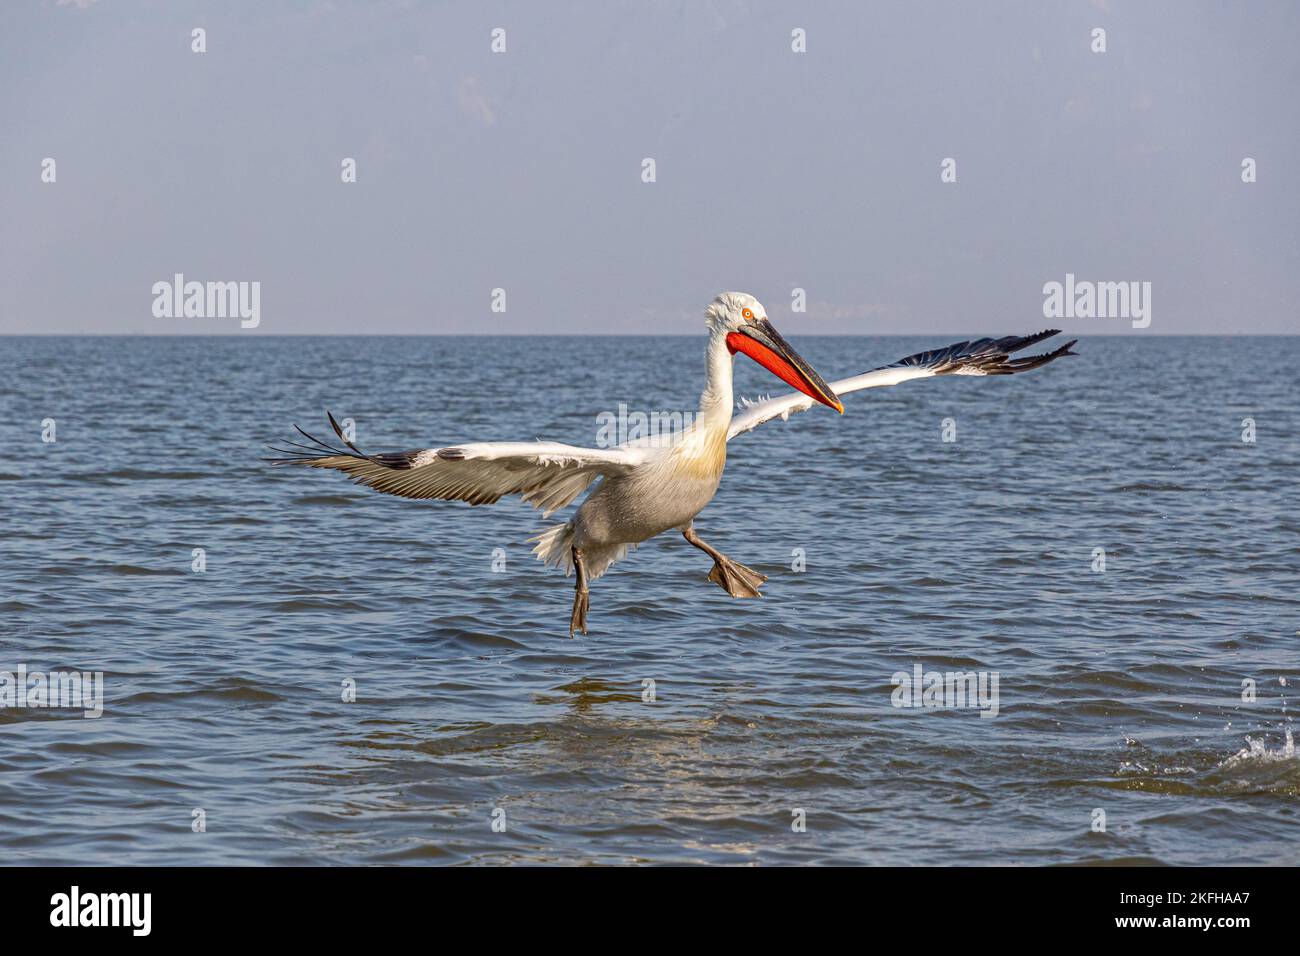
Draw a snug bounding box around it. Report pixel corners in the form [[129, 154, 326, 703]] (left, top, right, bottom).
[[727, 329, 1077, 440], [266, 412, 645, 517]]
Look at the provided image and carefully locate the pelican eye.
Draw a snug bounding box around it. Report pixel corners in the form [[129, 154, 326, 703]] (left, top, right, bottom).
[[741, 308, 754, 320]]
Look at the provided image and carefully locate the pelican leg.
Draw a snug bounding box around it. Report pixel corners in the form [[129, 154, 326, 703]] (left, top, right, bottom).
[[570, 546, 590, 637], [682, 524, 767, 598]]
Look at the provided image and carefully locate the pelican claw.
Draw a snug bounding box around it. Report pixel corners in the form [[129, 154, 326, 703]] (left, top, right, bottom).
[[569, 589, 589, 637], [706, 558, 767, 598], [570, 546, 590, 637]]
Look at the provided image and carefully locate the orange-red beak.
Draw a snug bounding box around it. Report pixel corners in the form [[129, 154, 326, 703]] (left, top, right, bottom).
[[726, 318, 843, 413]]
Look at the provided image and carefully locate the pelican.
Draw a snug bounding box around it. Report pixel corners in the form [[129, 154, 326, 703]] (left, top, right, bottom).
[[268, 293, 1076, 635]]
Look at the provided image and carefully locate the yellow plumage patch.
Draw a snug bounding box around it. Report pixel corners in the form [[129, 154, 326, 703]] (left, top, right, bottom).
[[671, 424, 727, 481]]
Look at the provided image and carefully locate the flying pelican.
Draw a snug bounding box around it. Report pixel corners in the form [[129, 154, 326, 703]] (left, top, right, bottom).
[[268, 293, 1076, 635]]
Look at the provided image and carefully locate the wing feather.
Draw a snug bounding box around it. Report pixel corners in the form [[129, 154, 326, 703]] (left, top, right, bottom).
[[727, 330, 1077, 439], [266, 414, 644, 517]]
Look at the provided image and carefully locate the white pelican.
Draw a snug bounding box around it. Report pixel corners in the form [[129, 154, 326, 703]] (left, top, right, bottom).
[[268, 292, 1076, 635]]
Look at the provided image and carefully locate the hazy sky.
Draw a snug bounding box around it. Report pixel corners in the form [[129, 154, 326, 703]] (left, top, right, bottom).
[[3, 0, 1297, 334]]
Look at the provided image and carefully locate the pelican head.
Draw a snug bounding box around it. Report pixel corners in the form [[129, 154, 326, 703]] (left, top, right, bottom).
[[706, 292, 843, 413]]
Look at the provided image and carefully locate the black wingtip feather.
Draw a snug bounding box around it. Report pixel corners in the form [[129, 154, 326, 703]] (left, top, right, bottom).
[[327, 410, 347, 442], [265, 413, 423, 470], [890, 329, 1078, 377]]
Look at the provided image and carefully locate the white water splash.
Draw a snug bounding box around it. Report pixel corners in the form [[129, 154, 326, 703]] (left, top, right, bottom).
[[1222, 728, 1296, 767]]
